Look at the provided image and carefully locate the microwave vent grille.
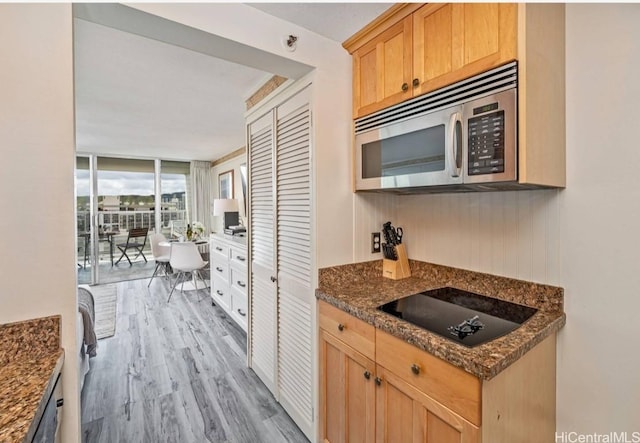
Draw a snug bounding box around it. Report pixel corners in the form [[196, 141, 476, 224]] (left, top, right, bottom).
[[355, 62, 518, 134]]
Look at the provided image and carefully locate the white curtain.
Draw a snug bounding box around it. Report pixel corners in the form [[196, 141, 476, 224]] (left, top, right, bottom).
[[190, 161, 212, 234]]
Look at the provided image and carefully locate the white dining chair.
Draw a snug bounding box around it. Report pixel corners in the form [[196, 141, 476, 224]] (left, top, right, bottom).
[[148, 233, 171, 287], [167, 241, 208, 302]]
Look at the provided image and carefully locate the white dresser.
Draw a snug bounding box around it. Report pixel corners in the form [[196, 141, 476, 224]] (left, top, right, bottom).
[[210, 234, 248, 331]]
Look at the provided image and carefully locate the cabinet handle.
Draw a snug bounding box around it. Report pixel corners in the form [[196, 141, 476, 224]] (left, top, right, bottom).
[[401, 82, 409, 92], [215, 246, 223, 251], [237, 308, 246, 317], [236, 256, 246, 262], [375, 377, 382, 386], [412, 78, 420, 87], [216, 267, 223, 272], [270, 276, 277, 282], [237, 281, 246, 288], [337, 323, 345, 332], [216, 290, 224, 296], [364, 371, 371, 380], [411, 364, 421, 375]]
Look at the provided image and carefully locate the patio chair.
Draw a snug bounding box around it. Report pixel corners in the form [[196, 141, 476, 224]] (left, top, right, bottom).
[[115, 227, 149, 265]]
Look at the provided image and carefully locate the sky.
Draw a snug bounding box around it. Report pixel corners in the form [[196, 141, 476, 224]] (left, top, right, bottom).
[[76, 170, 187, 197]]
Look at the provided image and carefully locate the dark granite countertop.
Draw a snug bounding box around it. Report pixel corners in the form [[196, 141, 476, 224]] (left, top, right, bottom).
[[0, 316, 64, 443], [316, 260, 565, 380]]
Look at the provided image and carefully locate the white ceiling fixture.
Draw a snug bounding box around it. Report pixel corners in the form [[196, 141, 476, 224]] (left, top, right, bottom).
[[248, 3, 393, 43]]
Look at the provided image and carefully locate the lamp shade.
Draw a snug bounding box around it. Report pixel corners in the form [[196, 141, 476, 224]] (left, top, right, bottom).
[[213, 198, 239, 216]]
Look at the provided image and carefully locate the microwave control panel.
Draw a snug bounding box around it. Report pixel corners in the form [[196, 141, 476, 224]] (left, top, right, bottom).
[[468, 107, 505, 175]]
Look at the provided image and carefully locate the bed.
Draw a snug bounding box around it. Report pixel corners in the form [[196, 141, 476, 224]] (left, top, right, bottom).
[[77, 285, 97, 391]]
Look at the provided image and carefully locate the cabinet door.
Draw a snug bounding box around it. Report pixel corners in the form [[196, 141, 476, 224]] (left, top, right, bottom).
[[413, 3, 517, 96], [352, 15, 413, 118], [375, 367, 479, 443], [248, 111, 278, 394], [320, 330, 376, 443]]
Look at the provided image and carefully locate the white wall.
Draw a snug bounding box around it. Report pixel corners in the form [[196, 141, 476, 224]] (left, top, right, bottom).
[[210, 153, 247, 233], [0, 4, 79, 441], [354, 4, 640, 433], [558, 4, 640, 432]]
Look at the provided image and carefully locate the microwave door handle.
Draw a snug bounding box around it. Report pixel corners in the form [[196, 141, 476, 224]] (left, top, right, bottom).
[[448, 111, 462, 177]]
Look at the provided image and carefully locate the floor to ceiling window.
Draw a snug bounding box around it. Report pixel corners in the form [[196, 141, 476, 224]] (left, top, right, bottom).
[[77, 156, 191, 285]]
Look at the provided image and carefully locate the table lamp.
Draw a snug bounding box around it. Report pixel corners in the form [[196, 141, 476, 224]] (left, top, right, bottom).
[[213, 198, 239, 229]]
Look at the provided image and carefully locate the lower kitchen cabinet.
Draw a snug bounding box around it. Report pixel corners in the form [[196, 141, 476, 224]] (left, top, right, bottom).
[[319, 329, 376, 443], [375, 366, 479, 443], [318, 300, 557, 443]]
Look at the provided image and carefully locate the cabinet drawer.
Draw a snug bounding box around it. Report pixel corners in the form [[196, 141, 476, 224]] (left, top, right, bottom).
[[230, 267, 247, 293], [376, 329, 482, 426], [319, 301, 375, 360], [211, 240, 229, 261], [211, 277, 230, 310], [231, 287, 248, 330], [230, 245, 247, 269], [211, 260, 229, 283]]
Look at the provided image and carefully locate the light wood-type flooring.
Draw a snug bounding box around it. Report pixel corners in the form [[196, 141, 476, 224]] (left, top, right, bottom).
[[81, 278, 307, 443]]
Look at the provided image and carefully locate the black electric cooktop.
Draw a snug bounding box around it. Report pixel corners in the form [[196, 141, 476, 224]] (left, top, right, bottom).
[[377, 287, 537, 348]]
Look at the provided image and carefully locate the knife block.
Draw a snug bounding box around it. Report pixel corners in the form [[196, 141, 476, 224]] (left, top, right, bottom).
[[382, 244, 411, 280]]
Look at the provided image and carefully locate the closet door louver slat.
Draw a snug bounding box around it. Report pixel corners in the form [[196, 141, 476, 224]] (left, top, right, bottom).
[[249, 120, 277, 393], [276, 102, 314, 436]]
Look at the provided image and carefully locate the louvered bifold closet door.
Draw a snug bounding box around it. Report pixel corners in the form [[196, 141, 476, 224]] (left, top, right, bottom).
[[275, 89, 313, 437], [248, 112, 278, 393]]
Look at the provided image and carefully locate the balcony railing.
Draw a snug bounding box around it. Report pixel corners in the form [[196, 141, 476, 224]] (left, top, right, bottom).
[[77, 209, 188, 266]]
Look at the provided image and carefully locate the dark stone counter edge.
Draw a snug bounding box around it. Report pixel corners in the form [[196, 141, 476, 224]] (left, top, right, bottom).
[[22, 350, 64, 443], [316, 290, 565, 381]]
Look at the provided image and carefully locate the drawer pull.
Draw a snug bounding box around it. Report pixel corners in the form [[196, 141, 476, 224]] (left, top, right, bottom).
[[216, 290, 224, 296], [237, 308, 246, 317], [236, 256, 246, 262], [411, 364, 421, 375], [216, 267, 223, 272], [375, 377, 382, 386], [364, 371, 371, 380], [237, 281, 246, 288], [215, 246, 223, 251], [337, 323, 345, 332]]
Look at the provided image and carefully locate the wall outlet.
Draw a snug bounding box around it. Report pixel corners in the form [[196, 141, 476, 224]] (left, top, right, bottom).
[[371, 232, 381, 253]]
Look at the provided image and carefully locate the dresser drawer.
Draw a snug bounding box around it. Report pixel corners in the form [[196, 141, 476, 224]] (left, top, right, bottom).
[[210, 260, 229, 283], [376, 329, 482, 426], [231, 287, 248, 331], [211, 276, 231, 310], [211, 240, 229, 261], [319, 301, 375, 360], [230, 267, 247, 293], [230, 245, 247, 269]]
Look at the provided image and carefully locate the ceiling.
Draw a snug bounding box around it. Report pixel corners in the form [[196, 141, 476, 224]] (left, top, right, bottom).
[[74, 3, 392, 162]]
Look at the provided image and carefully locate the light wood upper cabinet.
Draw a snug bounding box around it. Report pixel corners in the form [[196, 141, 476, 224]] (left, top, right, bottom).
[[413, 3, 516, 96], [352, 16, 413, 118], [346, 3, 517, 118]]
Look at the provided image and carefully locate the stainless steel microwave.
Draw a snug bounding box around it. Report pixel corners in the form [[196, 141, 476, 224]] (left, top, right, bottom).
[[355, 62, 518, 192]]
